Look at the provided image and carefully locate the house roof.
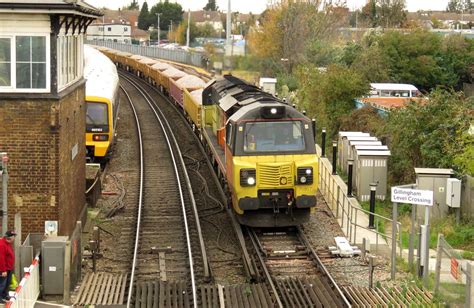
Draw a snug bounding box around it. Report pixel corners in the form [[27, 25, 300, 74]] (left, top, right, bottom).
[[408, 11, 474, 22], [0, 0, 102, 17], [189, 10, 222, 23], [91, 9, 139, 26]]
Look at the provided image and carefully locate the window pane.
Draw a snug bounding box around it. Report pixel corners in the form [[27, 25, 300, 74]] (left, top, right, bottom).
[[31, 36, 46, 62], [16, 63, 30, 88], [0, 38, 10, 62], [32, 63, 46, 88], [244, 121, 305, 153], [0, 63, 11, 86], [86, 102, 108, 125], [16, 36, 30, 62]]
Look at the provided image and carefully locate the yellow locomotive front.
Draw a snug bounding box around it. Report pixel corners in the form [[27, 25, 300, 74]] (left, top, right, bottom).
[[226, 105, 318, 227]]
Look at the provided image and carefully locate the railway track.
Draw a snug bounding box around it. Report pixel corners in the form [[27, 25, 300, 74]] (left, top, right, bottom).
[[117, 70, 351, 307], [120, 73, 209, 307], [248, 226, 351, 307]]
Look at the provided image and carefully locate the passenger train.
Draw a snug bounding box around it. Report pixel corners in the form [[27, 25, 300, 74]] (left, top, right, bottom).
[[95, 45, 319, 227], [84, 45, 119, 161]]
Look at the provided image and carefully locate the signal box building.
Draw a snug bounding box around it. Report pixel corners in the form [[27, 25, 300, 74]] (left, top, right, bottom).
[[0, 1, 101, 236]]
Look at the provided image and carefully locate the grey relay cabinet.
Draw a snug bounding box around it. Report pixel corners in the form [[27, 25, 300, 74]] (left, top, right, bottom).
[[355, 150, 391, 201], [415, 168, 454, 219], [337, 132, 369, 170], [42, 236, 68, 295]]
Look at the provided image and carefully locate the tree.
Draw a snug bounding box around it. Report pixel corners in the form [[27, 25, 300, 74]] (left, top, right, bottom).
[[384, 89, 473, 183], [447, 0, 473, 13], [127, 0, 139, 10], [138, 2, 151, 30], [150, 0, 184, 31], [360, 0, 406, 28], [203, 0, 218, 11], [297, 64, 369, 136], [247, 1, 346, 73]]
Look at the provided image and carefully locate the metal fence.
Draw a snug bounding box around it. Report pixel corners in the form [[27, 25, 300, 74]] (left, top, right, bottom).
[[317, 144, 402, 255], [87, 40, 205, 68], [6, 254, 40, 308], [434, 234, 473, 307]]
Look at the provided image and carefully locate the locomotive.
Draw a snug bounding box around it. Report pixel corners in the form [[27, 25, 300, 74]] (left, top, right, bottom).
[[97, 46, 319, 227]]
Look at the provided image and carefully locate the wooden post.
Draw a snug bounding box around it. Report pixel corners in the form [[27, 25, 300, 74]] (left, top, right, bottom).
[[466, 261, 473, 308], [369, 255, 375, 288], [63, 240, 71, 304], [14, 212, 21, 278], [434, 234, 443, 294]]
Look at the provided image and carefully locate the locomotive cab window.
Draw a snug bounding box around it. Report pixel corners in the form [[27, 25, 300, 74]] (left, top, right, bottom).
[[86, 102, 109, 131], [226, 123, 233, 148], [244, 121, 305, 153]]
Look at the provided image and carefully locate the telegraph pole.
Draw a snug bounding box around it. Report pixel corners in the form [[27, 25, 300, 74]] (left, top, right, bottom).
[[226, 0, 232, 55], [156, 13, 161, 43], [186, 9, 191, 47]]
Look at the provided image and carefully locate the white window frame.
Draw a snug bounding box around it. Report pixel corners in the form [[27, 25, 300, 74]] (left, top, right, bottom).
[[0, 34, 50, 93], [57, 34, 83, 91]]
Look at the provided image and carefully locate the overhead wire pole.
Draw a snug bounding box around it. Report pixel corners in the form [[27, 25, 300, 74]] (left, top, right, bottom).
[[186, 9, 191, 47], [156, 13, 160, 43], [226, 0, 231, 56]]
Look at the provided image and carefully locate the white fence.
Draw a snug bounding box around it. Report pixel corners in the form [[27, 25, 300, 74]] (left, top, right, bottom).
[[87, 40, 205, 68], [7, 254, 40, 308], [317, 144, 402, 254]]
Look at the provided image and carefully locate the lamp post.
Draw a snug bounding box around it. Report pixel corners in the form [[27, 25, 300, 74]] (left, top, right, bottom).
[[156, 13, 161, 43], [169, 20, 173, 42]]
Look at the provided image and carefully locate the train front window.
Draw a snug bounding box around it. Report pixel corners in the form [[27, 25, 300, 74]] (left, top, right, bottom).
[[86, 102, 108, 126], [244, 121, 305, 153]]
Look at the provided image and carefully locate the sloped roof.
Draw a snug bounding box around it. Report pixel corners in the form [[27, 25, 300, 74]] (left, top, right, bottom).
[[0, 0, 102, 16]]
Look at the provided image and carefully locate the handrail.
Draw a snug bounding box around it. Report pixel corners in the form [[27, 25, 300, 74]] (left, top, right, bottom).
[[316, 144, 402, 254]]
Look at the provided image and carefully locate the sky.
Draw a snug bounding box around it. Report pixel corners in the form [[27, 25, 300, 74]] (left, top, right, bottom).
[[87, 0, 450, 14]]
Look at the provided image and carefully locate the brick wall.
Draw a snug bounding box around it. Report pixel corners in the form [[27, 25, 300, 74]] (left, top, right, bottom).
[[0, 84, 86, 237]]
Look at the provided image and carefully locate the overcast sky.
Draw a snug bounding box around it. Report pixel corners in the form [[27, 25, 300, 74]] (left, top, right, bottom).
[[87, 0, 449, 14]]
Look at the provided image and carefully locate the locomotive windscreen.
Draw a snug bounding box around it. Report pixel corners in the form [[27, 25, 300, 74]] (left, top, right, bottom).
[[243, 121, 305, 153], [86, 102, 109, 132]]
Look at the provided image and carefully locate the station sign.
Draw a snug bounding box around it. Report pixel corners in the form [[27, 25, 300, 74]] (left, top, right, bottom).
[[391, 187, 433, 206]]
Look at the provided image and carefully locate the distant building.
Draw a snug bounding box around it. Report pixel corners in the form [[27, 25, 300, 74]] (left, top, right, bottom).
[[190, 10, 223, 32], [87, 23, 132, 43], [407, 11, 474, 29], [87, 9, 148, 43]]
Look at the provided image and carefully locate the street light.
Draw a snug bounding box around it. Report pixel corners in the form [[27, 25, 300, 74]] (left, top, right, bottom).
[[156, 13, 161, 43], [169, 20, 173, 42]]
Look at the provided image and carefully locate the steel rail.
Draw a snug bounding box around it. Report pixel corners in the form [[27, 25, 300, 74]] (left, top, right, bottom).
[[120, 86, 145, 308], [124, 71, 257, 281], [297, 226, 352, 307], [120, 74, 199, 307], [247, 227, 284, 308]]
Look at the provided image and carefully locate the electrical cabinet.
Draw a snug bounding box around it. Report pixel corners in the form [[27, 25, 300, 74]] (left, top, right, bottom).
[[446, 178, 461, 208], [42, 236, 68, 295]]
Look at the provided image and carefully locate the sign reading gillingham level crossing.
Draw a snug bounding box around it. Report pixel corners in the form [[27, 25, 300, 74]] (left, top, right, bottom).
[[391, 187, 433, 206]]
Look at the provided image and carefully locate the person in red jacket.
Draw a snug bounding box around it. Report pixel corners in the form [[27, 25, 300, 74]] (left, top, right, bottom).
[[0, 230, 16, 303]]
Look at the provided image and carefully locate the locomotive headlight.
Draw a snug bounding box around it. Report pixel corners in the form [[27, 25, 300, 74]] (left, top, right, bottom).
[[270, 108, 277, 114], [297, 167, 313, 185], [240, 168, 256, 187]]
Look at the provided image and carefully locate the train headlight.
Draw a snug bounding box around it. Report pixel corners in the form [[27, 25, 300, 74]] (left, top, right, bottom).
[[240, 168, 256, 187], [93, 134, 109, 141], [297, 167, 313, 184]]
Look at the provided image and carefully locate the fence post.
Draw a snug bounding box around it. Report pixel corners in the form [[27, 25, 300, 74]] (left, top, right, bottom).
[[434, 233, 443, 294], [332, 141, 337, 175], [391, 202, 398, 280], [369, 255, 375, 288], [321, 128, 326, 157], [467, 261, 473, 308], [63, 240, 71, 305], [368, 183, 377, 229]]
